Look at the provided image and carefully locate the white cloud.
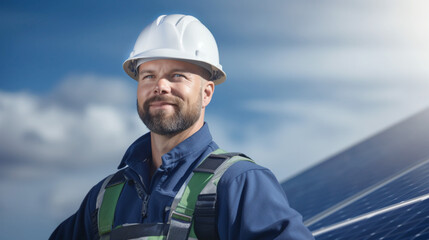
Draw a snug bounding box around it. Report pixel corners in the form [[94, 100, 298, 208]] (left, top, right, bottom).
[[217, 0, 429, 45], [208, 73, 429, 182], [0, 75, 145, 173], [221, 0, 429, 88], [51, 74, 137, 109], [209, 100, 429, 182], [0, 75, 147, 237], [224, 45, 429, 85]]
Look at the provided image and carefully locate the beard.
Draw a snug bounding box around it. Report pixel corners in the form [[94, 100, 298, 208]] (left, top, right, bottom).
[[137, 93, 202, 136]]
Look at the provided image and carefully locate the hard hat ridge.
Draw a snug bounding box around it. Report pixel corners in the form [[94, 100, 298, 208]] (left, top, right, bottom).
[[123, 14, 226, 84]]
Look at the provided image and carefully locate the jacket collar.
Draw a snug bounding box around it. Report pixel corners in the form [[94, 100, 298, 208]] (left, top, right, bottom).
[[118, 123, 213, 170]]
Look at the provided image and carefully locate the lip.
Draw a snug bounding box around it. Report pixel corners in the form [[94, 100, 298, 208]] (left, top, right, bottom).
[[149, 101, 175, 109]]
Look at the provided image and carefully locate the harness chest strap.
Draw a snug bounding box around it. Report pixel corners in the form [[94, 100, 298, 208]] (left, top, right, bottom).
[[96, 150, 253, 240], [97, 169, 128, 237], [167, 151, 253, 240]]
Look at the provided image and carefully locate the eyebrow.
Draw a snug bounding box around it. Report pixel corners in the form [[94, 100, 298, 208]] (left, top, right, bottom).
[[170, 69, 193, 74], [138, 69, 155, 75], [138, 68, 193, 75]]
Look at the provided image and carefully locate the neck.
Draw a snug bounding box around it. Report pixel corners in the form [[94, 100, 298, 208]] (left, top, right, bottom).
[[150, 119, 204, 171]]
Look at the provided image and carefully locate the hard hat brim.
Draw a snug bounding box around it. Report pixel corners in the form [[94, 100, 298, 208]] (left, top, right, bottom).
[[123, 49, 226, 85]]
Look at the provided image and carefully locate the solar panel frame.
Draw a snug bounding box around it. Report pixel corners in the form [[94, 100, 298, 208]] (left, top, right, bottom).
[[280, 108, 429, 239], [307, 157, 429, 230], [313, 195, 429, 240], [282, 108, 429, 222]]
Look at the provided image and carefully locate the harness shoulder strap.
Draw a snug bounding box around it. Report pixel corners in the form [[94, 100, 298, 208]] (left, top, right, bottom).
[[96, 168, 127, 238], [167, 150, 254, 240], [95, 151, 253, 240]]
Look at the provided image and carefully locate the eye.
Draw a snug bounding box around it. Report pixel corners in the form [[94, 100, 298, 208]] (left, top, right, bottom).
[[173, 73, 185, 78], [140, 74, 155, 80]]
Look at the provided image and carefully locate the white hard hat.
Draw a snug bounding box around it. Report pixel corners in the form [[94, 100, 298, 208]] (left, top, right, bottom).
[[123, 14, 226, 85]]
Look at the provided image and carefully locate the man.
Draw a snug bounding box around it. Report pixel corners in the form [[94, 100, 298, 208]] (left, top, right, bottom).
[[50, 14, 314, 240]]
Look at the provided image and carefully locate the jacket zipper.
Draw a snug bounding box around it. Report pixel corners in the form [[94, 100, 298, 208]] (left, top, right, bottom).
[[125, 170, 150, 219]]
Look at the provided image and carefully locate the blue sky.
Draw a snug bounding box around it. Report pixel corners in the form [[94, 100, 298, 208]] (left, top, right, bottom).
[[2, 0, 429, 238]]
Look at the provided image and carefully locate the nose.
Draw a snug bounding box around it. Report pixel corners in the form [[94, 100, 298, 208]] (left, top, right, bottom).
[[154, 77, 171, 95]]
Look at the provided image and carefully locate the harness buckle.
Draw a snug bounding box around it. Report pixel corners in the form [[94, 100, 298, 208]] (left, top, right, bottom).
[[171, 211, 192, 223]]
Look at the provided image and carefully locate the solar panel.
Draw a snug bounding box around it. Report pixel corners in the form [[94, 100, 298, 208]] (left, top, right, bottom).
[[313, 195, 429, 240], [282, 108, 429, 221], [307, 157, 429, 231], [281, 108, 429, 239]]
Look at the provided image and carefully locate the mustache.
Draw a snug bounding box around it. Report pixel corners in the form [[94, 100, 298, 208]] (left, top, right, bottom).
[[146, 95, 181, 105], [142, 95, 182, 110]]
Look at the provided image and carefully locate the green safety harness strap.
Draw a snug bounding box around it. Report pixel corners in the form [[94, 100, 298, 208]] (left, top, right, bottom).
[[166, 150, 253, 240], [110, 223, 168, 240], [97, 169, 127, 238], [96, 150, 254, 240]]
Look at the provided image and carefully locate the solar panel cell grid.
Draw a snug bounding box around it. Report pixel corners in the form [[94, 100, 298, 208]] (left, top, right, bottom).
[[314, 198, 429, 240], [286, 166, 386, 220], [309, 159, 429, 230], [282, 109, 429, 223]]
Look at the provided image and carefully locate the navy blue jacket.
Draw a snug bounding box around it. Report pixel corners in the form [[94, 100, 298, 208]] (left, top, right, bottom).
[[50, 123, 314, 239]]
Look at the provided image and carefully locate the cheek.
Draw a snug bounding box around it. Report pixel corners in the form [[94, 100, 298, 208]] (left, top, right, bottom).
[[180, 87, 200, 105], [137, 90, 149, 108], [169, 83, 190, 98], [137, 84, 150, 98]]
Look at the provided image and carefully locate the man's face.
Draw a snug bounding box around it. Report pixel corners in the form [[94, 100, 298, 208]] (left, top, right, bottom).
[[136, 59, 210, 136]]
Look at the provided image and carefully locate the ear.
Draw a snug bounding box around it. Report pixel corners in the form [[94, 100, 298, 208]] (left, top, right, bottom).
[[202, 80, 215, 108]]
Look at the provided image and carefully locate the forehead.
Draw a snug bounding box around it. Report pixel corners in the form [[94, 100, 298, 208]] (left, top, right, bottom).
[[138, 59, 206, 76]]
